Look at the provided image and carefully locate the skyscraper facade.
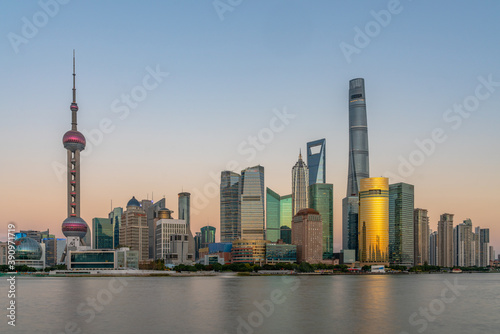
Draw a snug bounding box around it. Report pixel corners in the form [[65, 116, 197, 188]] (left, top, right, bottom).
[[292, 208, 323, 264], [309, 183, 334, 259], [414, 208, 429, 266], [146, 199, 166, 259], [389, 183, 415, 266], [438, 213, 454, 267], [453, 219, 474, 267], [92, 218, 114, 249], [109, 207, 123, 248], [480, 228, 490, 267], [343, 78, 369, 257], [178, 192, 191, 228], [292, 153, 309, 215], [266, 188, 281, 242], [201, 226, 216, 248], [220, 171, 241, 242], [280, 194, 292, 228], [358, 177, 389, 264], [429, 230, 438, 266], [307, 139, 326, 186], [61, 53, 89, 262], [120, 197, 149, 262], [240, 166, 265, 240]]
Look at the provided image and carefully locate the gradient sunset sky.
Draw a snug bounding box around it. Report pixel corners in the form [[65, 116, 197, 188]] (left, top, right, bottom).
[[1, 1, 499, 251]]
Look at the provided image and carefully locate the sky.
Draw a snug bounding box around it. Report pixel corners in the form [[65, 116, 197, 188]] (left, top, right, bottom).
[[1, 0, 499, 251]]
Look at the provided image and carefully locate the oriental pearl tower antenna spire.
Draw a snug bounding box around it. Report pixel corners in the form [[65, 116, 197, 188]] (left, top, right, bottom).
[[61, 51, 89, 263]]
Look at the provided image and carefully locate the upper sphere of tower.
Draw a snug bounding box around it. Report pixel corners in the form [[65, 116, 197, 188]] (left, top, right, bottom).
[[63, 130, 86, 151], [70, 102, 79, 112]]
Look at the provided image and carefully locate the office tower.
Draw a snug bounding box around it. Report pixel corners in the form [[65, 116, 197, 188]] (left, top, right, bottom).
[[178, 192, 191, 228], [307, 139, 326, 186], [292, 152, 309, 215], [309, 183, 334, 259], [266, 188, 281, 242], [437, 213, 453, 267], [61, 53, 89, 263], [343, 78, 370, 256], [42, 237, 57, 267], [474, 227, 481, 266], [155, 209, 189, 260], [92, 218, 114, 249], [347, 78, 369, 196], [121, 196, 149, 261], [109, 207, 123, 248], [146, 199, 166, 259], [429, 231, 438, 266], [240, 166, 265, 240], [389, 183, 415, 266], [480, 228, 490, 267], [194, 232, 202, 260], [489, 246, 495, 263], [414, 208, 430, 266], [292, 208, 323, 264], [280, 226, 292, 244], [201, 226, 216, 248], [220, 171, 241, 242], [453, 219, 474, 267], [280, 194, 292, 228], [56, 239, 66, 265], [358, 177, 389, 264]]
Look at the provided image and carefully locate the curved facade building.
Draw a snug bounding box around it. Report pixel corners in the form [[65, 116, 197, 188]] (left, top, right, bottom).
[[358, 177, 389, 264], [347, 78, 369, 197]]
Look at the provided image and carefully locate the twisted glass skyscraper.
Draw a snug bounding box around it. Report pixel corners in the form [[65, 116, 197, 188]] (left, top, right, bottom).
[[342, 78, 370, 256]]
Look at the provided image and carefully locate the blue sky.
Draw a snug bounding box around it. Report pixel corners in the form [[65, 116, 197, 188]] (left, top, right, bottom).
[[1, 0, 499, 250]]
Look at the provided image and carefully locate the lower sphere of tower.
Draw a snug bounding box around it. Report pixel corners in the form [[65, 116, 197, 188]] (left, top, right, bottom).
[[62, 216, 88, 238]]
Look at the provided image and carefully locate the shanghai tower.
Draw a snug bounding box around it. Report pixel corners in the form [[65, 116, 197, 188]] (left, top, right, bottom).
[[342, 78, 369, 256]]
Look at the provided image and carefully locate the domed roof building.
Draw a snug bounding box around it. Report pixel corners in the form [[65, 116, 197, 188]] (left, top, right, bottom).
[[127, 196, 141, 208], [14, 237, 46, 269]]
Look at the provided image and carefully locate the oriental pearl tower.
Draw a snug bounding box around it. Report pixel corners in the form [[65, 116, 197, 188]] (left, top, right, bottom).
[[60, 51, 88, 262]]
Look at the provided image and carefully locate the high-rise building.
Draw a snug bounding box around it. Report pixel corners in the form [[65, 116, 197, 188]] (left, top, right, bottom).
[[292, 152, 309, 215], [437, 213, 454, 267], [92, 218, 114, 249], [453, 219, 474, 267], [20, 230, 51, 243], [109, 207, 123, 248], [194, 232, 202, 260], [60, 52, 89, 263], [414, 208, 429, 266], [280, 194, 292, 228], [155, 210, 189, 260], [280, 226, 292, 244], [121, 196, 149, 262], [201, 226, 216, 248], [343, 78, 369, 257], [266, 188, 281, 242], [240, 166, 265, 240], [480, 228, 490, 267], [474, 227, 481, 267], [292, 208, 323, 264], [389, 183, 414, 266], [309, 183, 334, 259], [42, 238, 57, 267], [429, 230, 438, 266], [358, 177, 389, 264], [178, 192, 191, 228], [307, 139, 326, 186], [146, 199, 166, 259], [56, 239, 66, 265], [220, 171, 241, 242]]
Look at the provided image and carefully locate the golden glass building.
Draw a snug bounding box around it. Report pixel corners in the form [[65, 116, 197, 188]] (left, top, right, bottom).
[[358, 177, 389, 264]]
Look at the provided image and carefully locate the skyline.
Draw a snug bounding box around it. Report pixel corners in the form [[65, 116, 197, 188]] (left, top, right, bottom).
[[1, 1, 500, 251]]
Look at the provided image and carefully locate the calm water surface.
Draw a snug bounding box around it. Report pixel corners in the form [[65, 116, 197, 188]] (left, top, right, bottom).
[[1, 273, 499, 334]]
